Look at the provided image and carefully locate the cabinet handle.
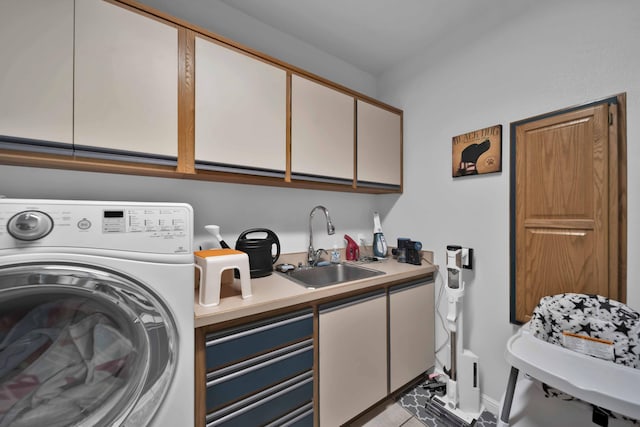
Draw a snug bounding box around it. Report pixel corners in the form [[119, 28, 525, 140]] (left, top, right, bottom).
[[206, 343, 313, 387], [206, 374, 313, 426], [389, 278, 432, 294], [207, 338, 312, 381], [319, 291, 385, 315], [264, 402, 313, 427], [207, 371, 312, 424], [206, 312, 313, 347]]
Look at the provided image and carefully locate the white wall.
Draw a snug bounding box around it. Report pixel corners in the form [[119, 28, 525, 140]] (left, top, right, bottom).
[[0, 165, 376, 255], [377, 0, 640, 405], [137, 0, 377, 97]]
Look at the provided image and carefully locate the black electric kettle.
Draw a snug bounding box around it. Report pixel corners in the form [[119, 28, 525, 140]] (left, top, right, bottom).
[[235, 228, 281, 278]]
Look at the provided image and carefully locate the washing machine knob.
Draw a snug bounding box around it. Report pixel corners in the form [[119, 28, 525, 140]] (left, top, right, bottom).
[[7, 210, 54, 241]]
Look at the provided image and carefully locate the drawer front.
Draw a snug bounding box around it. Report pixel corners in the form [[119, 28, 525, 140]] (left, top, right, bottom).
[[206, 309, 313, 370], [285, 411, 313, 427], [207, 372, 313, 427], [206, 341, 313, 411], [266, 402, 313, 427]]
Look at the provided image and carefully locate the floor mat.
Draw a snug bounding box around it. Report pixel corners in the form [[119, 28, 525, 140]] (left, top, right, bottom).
[[399, 382, 497, 427]]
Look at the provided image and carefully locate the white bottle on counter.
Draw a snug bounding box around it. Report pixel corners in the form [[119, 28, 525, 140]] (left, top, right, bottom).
[[331, 244, 341, 264]]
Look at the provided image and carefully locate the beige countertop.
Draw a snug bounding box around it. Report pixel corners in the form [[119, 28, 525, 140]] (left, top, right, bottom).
[[194, 251, 437, 328]]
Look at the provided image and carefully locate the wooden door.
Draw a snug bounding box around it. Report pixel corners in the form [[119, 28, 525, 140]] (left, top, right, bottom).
[[512, 102, 615, 324]]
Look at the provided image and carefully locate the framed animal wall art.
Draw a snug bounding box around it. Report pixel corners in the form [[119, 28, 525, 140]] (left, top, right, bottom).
[[452, 124, 502, 177]]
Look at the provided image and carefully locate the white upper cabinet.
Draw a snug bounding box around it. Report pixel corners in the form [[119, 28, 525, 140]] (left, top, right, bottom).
[[74, 0, 178, 160], [357, 100, 402, 188], [194, 36, 287, 175], [291, 75, 354, 182], [0, 0, 73, 147]]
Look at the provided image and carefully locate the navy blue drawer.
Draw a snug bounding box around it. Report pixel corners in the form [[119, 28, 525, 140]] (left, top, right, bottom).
[[206, 309, 313, 370], [206, 340, 313, 411], [265, 402, 313, 427], [207, 372, 313, 427], [286, 411, 313, 427]]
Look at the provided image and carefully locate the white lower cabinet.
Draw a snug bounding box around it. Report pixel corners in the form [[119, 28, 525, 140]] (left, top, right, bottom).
[[389, 280, 435, 391], [319, 290, 387, 426]]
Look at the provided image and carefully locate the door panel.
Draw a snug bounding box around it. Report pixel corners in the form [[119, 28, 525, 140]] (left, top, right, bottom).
[[319, 292, 387, 426], [356, 100, 402, 187], [522, 117, 596, 219], [0, 0, 73, 146], [513, 103, 609, 323], [523, 228, 599, 314], [195, 36, 286, 173], [291, 75, 354, 181], [74, 0, 178, 159]]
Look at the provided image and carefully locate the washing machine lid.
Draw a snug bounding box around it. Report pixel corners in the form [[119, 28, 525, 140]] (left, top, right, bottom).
[[0, 262, 178, 427]]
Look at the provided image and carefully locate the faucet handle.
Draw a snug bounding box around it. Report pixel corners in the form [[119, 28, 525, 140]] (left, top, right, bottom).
[[311, 248, 328, 266]]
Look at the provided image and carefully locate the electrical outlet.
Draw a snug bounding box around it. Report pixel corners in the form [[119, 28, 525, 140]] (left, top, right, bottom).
[[357, 233, 367, 245]]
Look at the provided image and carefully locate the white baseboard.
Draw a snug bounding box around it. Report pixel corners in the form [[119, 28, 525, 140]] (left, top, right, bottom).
[[482, 393, 501, 415]]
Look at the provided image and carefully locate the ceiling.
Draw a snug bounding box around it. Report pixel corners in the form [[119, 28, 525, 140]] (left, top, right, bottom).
[[219, 0, 531, 76]]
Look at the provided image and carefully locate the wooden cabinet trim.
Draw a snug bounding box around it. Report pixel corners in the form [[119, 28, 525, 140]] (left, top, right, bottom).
[[177, 28, 196, 174], [195, 327, 206, 427], [286, 72, 293, 183]]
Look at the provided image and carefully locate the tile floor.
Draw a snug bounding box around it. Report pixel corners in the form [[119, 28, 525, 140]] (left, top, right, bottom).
[[349, 381, 499, 427], [351, 399, 424, 427]]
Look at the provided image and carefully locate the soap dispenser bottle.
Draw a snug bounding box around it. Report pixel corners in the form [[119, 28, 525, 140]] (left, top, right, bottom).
[[330, 244, 341, 264], [372, 212, 388, 258]]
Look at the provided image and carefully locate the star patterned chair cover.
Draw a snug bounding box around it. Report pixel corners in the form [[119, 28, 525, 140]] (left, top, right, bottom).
[[529, 293, 640, 368]]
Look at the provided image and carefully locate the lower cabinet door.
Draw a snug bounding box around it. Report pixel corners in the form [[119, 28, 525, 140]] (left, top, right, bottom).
[[319, 290, 387, 426], [389, 280, 435, 391]]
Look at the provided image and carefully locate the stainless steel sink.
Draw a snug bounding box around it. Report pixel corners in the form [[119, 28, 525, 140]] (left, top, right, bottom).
[[280, 263, 384, 289]]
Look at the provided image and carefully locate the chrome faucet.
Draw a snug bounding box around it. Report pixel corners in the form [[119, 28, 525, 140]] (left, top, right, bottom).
[[308, 205, 335, 265]]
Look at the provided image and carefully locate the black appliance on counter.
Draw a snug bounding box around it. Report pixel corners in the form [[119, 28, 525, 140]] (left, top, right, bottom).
[[235, 228, 281, 278]]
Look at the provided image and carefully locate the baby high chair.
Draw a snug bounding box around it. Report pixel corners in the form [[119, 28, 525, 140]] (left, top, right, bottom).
[[498, 293, 640, 427]]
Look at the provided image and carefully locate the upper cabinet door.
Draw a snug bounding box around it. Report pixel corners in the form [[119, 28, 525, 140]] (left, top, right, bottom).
[[194, 36, 287, 175], [74, 0, 178, 161], [357, 100, 402, 188], [291, 75, 354, 183], [0, 0, 73, 147]]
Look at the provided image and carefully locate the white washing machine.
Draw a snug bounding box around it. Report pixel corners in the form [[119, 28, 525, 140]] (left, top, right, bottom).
[[0, 199, 194, 427]]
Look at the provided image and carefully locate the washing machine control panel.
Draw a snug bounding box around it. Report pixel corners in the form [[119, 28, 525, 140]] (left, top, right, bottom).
[[0, 200, 193, 254]]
